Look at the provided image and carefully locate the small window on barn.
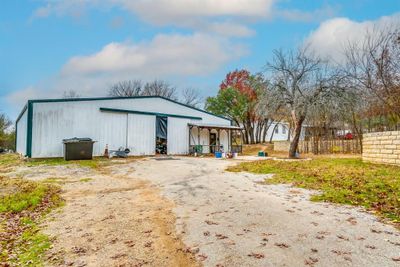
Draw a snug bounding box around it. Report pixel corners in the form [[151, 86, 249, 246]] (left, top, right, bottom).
[[282, 126, 287, 134], [275, 125, 279, 134]]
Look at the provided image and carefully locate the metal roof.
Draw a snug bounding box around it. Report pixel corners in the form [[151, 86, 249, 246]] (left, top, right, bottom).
[[188, 123, 242, 130], [16, 95, 229, 123]]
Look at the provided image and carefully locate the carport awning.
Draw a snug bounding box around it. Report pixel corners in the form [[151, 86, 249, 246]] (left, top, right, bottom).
[[188, 123, 242, 130]]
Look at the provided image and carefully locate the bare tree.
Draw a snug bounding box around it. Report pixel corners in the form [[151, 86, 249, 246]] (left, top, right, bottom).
[[343, 25, 400, 129], [63, 90, 81, 98], [181, 88, 202, 108], [266, 48, 337, 158], [108, 80, 143, 97], [0, 112, 13, 149], [142, 80, 178, 100]]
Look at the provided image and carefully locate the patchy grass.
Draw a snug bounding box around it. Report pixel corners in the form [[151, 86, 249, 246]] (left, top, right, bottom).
[[79, 178, 92, 183], [0, 154, 22, 171], [26, 157, 108, 169], [0, 154, 136, 173], [0, 179, 56, 213], [0, 177, 63, 266], [228, 158, 400, 224], [242, 144, 273, 156], [17, 220, 52, 266]]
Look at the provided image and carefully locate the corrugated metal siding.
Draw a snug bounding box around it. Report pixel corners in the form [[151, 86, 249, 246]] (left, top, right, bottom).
[[167, 117, 190, 155], [95, 112, 127, 155], [127, 114, 155, 156], [31, 102, 156, 157], [16, 110, 27, 155], [29, 97, 230, 158]]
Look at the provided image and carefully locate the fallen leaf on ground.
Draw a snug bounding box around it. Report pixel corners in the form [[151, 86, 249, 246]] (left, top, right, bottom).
[[337, 235, 350, 241], [248, 252, 265, 259], [304, 257, 319, 265], [111, 253, 127, 259], [71, 246, 87, 254], [144, 241, 153, 247], [197, 254, 208, 261], [215, 234, 228, 240], [275, 243, 290, 248]]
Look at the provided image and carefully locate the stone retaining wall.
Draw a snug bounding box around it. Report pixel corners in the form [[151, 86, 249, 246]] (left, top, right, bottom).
[[363, 131, 400, 165]]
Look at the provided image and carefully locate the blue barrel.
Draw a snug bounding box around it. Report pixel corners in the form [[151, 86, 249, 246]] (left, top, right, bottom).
[[215, 152, 222, 158]]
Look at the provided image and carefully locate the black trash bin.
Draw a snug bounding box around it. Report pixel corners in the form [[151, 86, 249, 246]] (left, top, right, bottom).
[[63, 138, 95, 160]]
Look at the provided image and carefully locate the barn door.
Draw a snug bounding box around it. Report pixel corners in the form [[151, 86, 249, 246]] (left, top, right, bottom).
[[156, 116, 168, 154], [167, 117, 190, 155]]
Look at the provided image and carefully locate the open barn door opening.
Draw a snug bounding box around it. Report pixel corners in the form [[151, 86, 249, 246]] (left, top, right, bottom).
[[156, 116, 167, 154]]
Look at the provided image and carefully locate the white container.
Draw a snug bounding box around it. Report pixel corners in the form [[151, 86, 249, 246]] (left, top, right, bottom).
[[233, 152, 238, 158]]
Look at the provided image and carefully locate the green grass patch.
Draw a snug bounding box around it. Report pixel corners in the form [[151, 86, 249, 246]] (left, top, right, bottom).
[[0, 179, 50, 213], [228, 158, 400, 223], [79, 178, 92, 182], [1, 153, 132, 172], [26, 157, 107, 169], [0, 177, 63, 266], [0, 154, 22, 170], [17, 223, 52, 267]]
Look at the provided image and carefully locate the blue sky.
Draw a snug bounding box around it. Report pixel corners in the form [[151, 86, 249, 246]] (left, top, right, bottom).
[[1, 0, 399, 120]]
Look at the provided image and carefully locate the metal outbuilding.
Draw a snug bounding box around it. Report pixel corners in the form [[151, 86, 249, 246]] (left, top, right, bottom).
[[15, 96, 239, 158]]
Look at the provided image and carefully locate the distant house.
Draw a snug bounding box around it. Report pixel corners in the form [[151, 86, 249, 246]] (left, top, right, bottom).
[[248, 121, 304, 143], [266, 121, 291, 142], [15, 96, 241, 158]]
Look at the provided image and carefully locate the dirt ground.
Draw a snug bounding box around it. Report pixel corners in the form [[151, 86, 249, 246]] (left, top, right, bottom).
[[7, 156, 400, 266], [7, 161, 199, 267]]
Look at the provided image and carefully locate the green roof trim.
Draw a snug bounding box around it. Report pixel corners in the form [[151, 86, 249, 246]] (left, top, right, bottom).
[[100, 107, 203, 120], [16, 95, 229, 121]]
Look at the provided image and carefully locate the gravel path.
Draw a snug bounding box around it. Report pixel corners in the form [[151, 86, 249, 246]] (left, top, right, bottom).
[[10, 161, 198, 267], [131, 157, 400, 267]]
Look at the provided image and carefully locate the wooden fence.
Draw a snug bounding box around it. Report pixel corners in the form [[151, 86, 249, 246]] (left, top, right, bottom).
[[298, 139, 362, 154]]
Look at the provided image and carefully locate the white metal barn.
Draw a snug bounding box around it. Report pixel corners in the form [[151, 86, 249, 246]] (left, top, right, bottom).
[[15, 96, 242, 158]]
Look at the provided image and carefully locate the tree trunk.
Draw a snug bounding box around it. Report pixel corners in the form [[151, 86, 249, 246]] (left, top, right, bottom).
[[256, 120, 263, 143], [246, 120, 255, 144], [262, 119, 271, 143], [289, 115, 306, 158], [269, 123, 279, 143]]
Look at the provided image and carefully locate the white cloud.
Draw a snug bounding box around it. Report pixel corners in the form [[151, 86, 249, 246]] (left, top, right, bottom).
[[7, 33, 247, 106], [305, 13, 400, 61], [62, 33, 246, 76], [33, 0, 274, 20], [119, 0, 274, 23], [31, 0, 275, 37]]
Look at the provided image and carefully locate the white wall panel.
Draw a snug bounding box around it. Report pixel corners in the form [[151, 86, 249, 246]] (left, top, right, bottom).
[[167, 117, 190, 155], [16, 110, 27, 155], [95, 112, 127, 155], [127, 114, 155, 156], [220, 130, 229, 152]]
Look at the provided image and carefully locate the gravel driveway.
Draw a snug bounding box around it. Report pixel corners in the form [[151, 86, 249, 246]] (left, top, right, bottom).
[[132, 156, 400, 266]]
